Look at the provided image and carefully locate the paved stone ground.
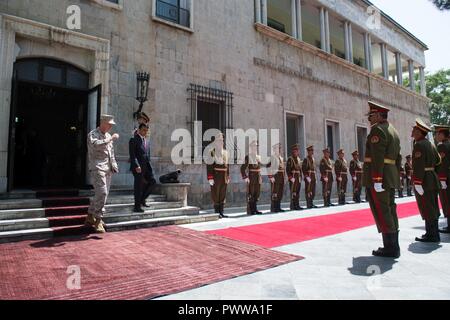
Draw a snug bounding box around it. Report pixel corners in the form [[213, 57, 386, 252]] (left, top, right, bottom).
[[157, 197, 450, 300]]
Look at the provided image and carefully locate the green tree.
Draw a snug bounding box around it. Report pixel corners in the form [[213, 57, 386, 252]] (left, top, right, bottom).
[[427, 69, 450, 125], [431, 0, 450, 10]]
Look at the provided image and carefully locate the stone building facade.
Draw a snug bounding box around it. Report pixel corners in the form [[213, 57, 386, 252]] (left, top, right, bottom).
[[0, 0, 430, 208]]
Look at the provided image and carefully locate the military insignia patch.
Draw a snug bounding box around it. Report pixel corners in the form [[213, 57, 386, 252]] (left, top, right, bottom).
[[415, 151, 422, 158], [371, 136, 380, 144]]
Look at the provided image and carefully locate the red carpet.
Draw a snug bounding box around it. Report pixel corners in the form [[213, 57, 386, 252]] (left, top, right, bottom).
[[0, 226, 302, 300], [208, 201, 421, 248]]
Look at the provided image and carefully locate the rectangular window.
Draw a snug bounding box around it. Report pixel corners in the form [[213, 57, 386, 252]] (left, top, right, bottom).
[[197, 100, 225, 151], [267, 0, 293, 36], [325, 120, 340, 160], [106, 0, 119, 3], [301, 3, 321, 49], [372, 42, 383, 77], [401, 57, 409, 88], [285, 113, 305, 158], [329, 15, 346, 60], [155, 0, 191, 28], [356, 126, 368, 161], [387, 48, 397, 83], [352, 30, 366, 68]]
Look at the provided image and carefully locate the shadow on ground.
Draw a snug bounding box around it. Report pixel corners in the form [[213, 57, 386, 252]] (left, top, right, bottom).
[[408, 242, 442, 254], [348, 256, 398, 276]]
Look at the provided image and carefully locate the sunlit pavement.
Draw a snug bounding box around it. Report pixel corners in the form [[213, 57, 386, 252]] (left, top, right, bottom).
[[158, 197, 450, 300]]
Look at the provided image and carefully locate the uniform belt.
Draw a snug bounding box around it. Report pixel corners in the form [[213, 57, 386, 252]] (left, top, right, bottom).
[[325, 170, 333, 173], [340, 172, 348, 175], [277, 170, 285, 173], [425, 167, 435, 172], [214, 168, 227, 172], [249, 169, 261, 172], [364, 157, 396, 165], [355, 170, 363, 174], [291, 170, 301, 174], [308, 171, 316, 174]]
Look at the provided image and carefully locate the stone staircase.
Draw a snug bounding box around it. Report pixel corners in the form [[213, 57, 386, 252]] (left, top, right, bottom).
[[0, 187, 218, 243]]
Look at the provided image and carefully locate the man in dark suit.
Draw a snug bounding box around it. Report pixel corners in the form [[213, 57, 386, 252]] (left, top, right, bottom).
[[129, 123, 156, 212]]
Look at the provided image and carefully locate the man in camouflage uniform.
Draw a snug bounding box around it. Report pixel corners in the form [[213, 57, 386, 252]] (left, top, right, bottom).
[[241, 140, 263, 215], [411, 119, 442, 243], [268, 143, 286, 213], [207, 133, 230, 218], [86, 115, 119, 233], [350, 150, 363, 203], [405, 155, 413, 196], [363, 102, 401, 258], [335, 149, 349, 205], [319, 147, 334, 207], [302, 145, 317, 209], [398, 159, 406, 198], [435, 125, 450, 233], [286, 144, 303, 211]]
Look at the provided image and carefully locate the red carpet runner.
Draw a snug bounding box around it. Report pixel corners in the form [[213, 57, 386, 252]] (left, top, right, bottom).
[[208, 201, 421, 248], [0, 226, 302, 300]]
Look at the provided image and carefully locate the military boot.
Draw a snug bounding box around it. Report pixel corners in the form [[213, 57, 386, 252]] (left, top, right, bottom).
[[416, 220, 432, 242], [277, 201, 286, 213], [254, 202, 263, 215], [427, 220, 441, 243], [247, 202, 254, 215], [94, 218, 106, 233], [439, 217, 450, 234], [219, 204, 226, 218], [271, 201, 277, 213], [373, 233, 400, 258]]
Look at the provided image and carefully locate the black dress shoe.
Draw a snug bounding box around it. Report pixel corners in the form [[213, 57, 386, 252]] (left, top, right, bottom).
[[134, 207, 145, 213], [142, 202, 151, 208]]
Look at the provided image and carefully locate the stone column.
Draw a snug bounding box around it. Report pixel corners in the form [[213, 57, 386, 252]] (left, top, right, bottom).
[[364, 33, 370, 71], [367, 34, 373, 72], [0, 16, 16, 192], [296, 0, 302, 41], [419, 66, 426, 96], [324, 9, 330, 53], [408, 59, 416, 91], [320, 7, 326, 51], [381, 43, 388, 79], [348, 22, 353, 62], [261, 0, 268, 25], [255, 0, 262, 23], [395, 52, 403, 85], [291, 0, 297, 38], [344, 22, 350, 61]]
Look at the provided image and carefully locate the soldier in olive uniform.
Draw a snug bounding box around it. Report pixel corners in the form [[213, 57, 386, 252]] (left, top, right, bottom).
[[350, 150, 363, 203], [86, 115, 119, 233], [435, 125, 450, 233], [335, 149, 349, 205], [398, 160, 406, 198], [302, 146, 317, 209], [286, 144, 303, 211], [405, 155, 413, 196], [320, 147, 334, 207], [411, 119, 442, 243], [241, 140, 263, 215], [207, 133, 230, 218], [362, 102, 401, 258], [268, 143, 286, 213]]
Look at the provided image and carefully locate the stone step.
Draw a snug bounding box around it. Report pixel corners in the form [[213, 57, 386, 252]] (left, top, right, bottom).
[[0, 218, 49, 232], [0, 200, 182, 221], [0, 228, 54, 244], [103, 206, 200, 223], [105, 213, 220, 232], [0, 194, 166, 211]]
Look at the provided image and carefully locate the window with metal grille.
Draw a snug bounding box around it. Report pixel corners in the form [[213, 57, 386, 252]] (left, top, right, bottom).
[[156, 0, 191, 28], [187, 84, 234, 160]]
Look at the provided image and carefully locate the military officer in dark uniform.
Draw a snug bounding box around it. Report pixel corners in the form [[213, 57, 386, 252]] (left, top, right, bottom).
[[350, 150, 363, 203], [405, 155, 413, 196], [411, 119, 441, 243], [241, 140, 263, 215], [268, 143, 286, 213], [335, 149, 349, 205], [302, 145, 317, 209], [286, 144, 303, 211], [319, 147, 334, 207], [363, 101, 401, 258], [435, 125, 450, 233], [398, 159, 406, 198], [207, 133, 230, 218]]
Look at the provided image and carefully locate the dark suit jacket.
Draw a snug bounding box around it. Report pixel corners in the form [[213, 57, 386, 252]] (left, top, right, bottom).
[[129, 133, 153, 174]]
